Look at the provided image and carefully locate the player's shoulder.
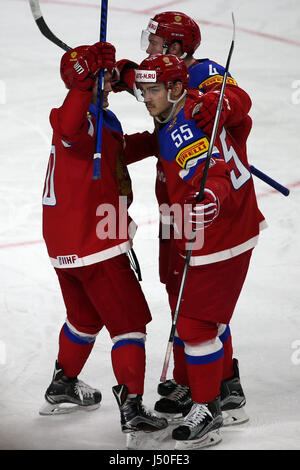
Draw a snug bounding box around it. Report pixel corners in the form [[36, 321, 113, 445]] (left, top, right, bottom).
[[88, 104, 123, 134], [103, 109, 123, 134], [188, 58, 225, 76], [189, 58, 237, 90]]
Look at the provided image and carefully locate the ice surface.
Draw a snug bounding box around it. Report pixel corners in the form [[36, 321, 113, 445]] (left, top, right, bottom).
[[0, 0, 300, 451]]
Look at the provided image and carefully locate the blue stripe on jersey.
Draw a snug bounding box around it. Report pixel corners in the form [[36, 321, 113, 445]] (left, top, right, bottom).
[[63, 323, 96, 345], [112, 338, 145, 351], [182, 157, 206, 182], [174, 336, 185, 347], [158, 109, 208, 165], [188, 58, 235, 90], [219, 324, 231, 344], [88, 104, 123, 134], [185, 347, 224, 365]]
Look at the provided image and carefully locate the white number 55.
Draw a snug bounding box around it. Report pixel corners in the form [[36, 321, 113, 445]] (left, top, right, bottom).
[[171, 124, 194, 148]]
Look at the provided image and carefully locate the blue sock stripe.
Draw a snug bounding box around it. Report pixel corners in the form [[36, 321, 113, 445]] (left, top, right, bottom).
[[174, 336, 185, 347], [219, 325, 231, 344], [112, 338, 145, 351], [63, 323, 96, 345], [185, 347, 224, 365]]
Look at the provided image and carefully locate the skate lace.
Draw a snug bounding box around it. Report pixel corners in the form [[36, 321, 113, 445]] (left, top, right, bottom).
[[184, 403, 211, 428], [168, 384, 189, 401], [140, 403, 155, 418], [74, 380, 95, 402]]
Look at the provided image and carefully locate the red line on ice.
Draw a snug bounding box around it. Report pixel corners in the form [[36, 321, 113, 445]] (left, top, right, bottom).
[[22, 0, 300, 47], [0, 183, 299, 250]]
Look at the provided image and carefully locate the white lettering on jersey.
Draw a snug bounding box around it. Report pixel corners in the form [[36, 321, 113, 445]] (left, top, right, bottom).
[[157, 169, 166, 183], [171, 124, 194, 148], [43, 145, 57, 206], [219, 128, 251, 190], [209, 64, 219, 76]]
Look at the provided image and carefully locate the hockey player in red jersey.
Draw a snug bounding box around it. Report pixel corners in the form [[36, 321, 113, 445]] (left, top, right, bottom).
[[112, 11, 256, 428], [40, 42, 168, 439], [134, 54, 266, 449]]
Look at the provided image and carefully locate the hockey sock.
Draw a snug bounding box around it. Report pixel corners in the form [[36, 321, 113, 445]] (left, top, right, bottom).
[[218, 324, 234, 381], [184, 337, 224, 403], [57, 322, 97, 378], [111, 333, 146, 395], [173, 334, 189, 386]]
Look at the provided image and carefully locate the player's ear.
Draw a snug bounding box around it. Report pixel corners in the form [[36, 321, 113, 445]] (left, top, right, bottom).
[[171, 81, 183, 100], [168, 41, 182, 56]]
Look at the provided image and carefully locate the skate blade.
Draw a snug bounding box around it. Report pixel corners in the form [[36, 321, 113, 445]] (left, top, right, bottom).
[[174, 429, 222, 450], [39, 401, 100, 416], [156, 411, 184, 424], [222, 407, 249, 426], [126, 427, 170, 450]]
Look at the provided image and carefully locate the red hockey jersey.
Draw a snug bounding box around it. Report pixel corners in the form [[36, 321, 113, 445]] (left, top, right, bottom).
[[42, 87, 135, 268], [157, 92, 266, 265]]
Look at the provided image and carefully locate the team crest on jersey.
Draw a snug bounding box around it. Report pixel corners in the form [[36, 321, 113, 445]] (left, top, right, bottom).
[[175, 137, 209, 168]]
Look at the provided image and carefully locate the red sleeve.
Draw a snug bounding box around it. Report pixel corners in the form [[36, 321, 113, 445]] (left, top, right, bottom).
[[207, 83, 252, 128], [123, 130, 159, 164], [49, 88, 92, 142], [222, 84, 252, 128]]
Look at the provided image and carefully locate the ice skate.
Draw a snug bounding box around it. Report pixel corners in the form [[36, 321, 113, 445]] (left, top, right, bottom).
[[220, 358, 249, 426], [157, 358, 248, 426], [39, 361, 102, 415], [154, 383, 193, 422], [172, 397, 223, 450], [112, 384, 169, 449], [157, 379, 177, 397]]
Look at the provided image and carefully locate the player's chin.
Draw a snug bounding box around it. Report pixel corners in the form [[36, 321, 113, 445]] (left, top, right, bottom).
[[146, 105, 156, 116]]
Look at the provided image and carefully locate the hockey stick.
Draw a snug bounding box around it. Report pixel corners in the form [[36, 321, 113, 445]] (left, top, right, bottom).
[[92, 0, 109, 180], [250, 165, 290, 196], [160, 13, 236, 382], [28, 0, 71, 51], [29, 0, 108, 180]]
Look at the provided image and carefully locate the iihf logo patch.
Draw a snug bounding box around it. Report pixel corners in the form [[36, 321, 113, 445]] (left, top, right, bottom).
[[57, 255, 79, 266]]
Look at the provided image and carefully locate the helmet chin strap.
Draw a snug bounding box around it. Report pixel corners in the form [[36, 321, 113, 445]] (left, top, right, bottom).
[[155, 89, 187, 124]]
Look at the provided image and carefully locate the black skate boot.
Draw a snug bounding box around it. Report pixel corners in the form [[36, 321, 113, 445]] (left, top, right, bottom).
[[157, 379, 177, 397], [154, 383, 193, 422], [113, 384, 168, 433], [39, 360, 102, 415], [220, 358, 248, 426], [172, 396, 223, 450], [112, 384, 169, 449]]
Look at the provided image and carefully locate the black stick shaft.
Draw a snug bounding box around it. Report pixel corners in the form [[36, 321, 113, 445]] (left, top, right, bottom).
[[29, 0, 71, 51]]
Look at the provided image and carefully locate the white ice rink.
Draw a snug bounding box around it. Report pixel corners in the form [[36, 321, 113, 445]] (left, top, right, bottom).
[[1, 0, 300, 451]]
